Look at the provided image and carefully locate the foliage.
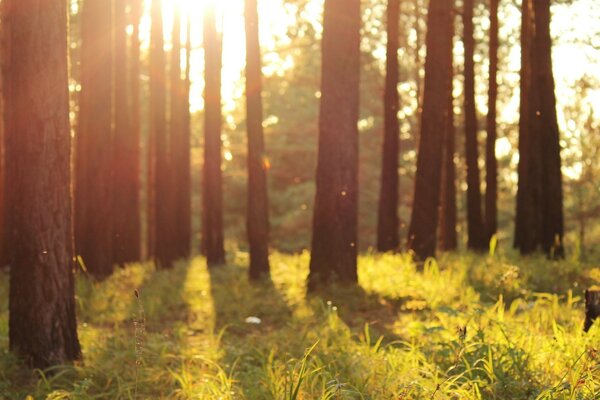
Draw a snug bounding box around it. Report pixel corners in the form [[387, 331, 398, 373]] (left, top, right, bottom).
[[1, 252, 600, 399]]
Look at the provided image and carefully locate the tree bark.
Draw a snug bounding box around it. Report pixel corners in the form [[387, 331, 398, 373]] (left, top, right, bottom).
[[485, 0, 499, 244], [584, 289, 600, 332], [113, 0, 141, 264], [0, 12, 4, 268], [308, 0, 360, 289], [377, 0, 400, 253], [245, 0, 271, 279], [407, 0, 454, 260], [76, 0, 114, 278], [202, 5, 226, 266], [463, 0, 486, 251], [4, 0, 81, 368]]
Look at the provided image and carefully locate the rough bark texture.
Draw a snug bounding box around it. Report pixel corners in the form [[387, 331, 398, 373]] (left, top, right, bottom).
[[4, 0, 81, 368], [377, 0, 400, 253], [463, 0, 486, 251], [151, 0, 175, 268], [245, 0, 271, 279], [202, 5, 226, 266], [171, 8, 191, 260], [485, 0, 499, 244], [113, 0, 141, 264], [308, 0, 360, 289], [0, 10, 4, 268], [407, 0, 454, 260], [439, 13, 458, 252], [76, 0, 114, 278]]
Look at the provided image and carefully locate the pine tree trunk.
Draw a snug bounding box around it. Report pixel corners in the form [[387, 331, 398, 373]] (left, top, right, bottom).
[[0, 17, 4, 268], [202, 5, 226, 266], [77, 0, 114, 278], [463, 0, 486, 251], [485, 0, 499, 244], [113, 0, 141, 264], [407, 0, 454, 260], [439, 12, 458, 252], [245, 0, 271, 279], [308, 0, 361, 289], [4, 0, 81, 368], [377, 0, 400, 253]]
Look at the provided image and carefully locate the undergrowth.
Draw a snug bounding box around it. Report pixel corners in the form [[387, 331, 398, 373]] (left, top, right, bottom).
[[1, 251, 599, 399]]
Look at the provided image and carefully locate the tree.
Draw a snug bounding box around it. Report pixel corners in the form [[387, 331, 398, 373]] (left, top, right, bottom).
[[463, 0, 486, 251], [485, 0, 499, 244], [439, 9, 458, 252], [407, 0, 454, 260], [76, 0, 114, 278], [4, 0, 81, 368], [245, 0, 271, 279], [377, 0, 400, 253], [113, 0, 141, 264], [308, 0, 361, 288], [203, 4, 226, 266], [0, 20, 4, 268]]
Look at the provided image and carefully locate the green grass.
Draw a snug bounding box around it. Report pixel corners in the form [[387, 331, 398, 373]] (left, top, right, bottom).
[[1, 251, 600, 399]]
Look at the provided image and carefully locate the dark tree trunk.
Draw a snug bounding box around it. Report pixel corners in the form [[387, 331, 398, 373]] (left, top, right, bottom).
[[202, 5, 226, 266], [439, 12, 458, 252], [584, 289, 600, 332], [407, 0, 454, 260], [463, 0, 486, 251], [171, 8, 191, 260], [534, 0, 564, 257], [151, 0, 175, 268], [0, 22, 4, 268], [4, 0, 81, 368], [76, 0, 114, 278], [245, 0, 271, 279], [485, 0, 499, 244], [377, 0, 400, 253], [113, 0, 141, 264]]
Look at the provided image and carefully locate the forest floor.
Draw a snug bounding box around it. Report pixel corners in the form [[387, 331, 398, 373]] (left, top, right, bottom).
[[1, 251, 600, 399]]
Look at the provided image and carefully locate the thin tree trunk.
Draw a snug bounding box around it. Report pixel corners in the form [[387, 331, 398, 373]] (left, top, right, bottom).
[[77, 0, 114, 278], [308, 0, 361, 289], [245, 0, 271, 279], [439, 12, 458, 252], [182, 14, 192, 258], [4, 0, 81, 368], [407, 0, 454, 260], [377, 0, 400, 253], [114, 0, 141, 264], [463, 0, 486, 251], [0, 16, 4, 268], [485, 0, 499, 244], [202, 5, 226, 266]]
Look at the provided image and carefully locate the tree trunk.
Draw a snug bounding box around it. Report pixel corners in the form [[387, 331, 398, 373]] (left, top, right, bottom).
[[4, 0, 81, 368], [307, 0, 361, 289], [76, 0, 114, 278], [485, 0, 499, 244], [584, 289, 600, 332], [377, 0, 400, 253], [151, 0, 175, 268], [407, 0, 454, 260], [0, 15, 4, 268], [439, 11, 458, 252], [245, 0, 271, 279], [463, 0, 486, 251], [113, 0, 141, 264], [202, 5, 226, 266]]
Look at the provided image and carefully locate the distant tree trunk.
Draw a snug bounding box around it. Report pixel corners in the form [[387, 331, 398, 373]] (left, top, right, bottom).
[[114, 0, 141, 264], [171, 7, 191, 260], [407, 0, 454, 260], [182, 15, 192, 257], [202, 5, 226, 266], [4, 0, 81, 368], [439, 11, 457, 252], [77, 0, 114, 278], [151, 0, 174, 268], [377, 0, 400, 253], [0, 22, 4, 268], [308, 0, 360, 289], [485, 0, 499, 244], [533, 0, 564, 257], [245, 0, 271, 279], [463, 0, 486, 251]]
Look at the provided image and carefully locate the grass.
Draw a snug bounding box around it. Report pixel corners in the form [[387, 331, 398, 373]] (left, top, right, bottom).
[[1, 251, 600, 399]]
